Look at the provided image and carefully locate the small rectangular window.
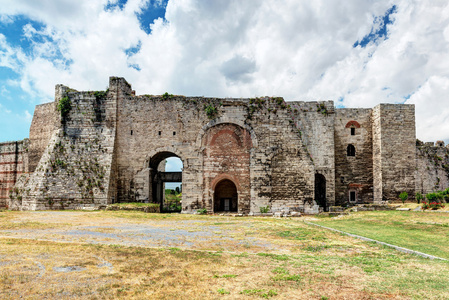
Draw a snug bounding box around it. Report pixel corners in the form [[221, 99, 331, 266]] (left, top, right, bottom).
[[173, 131, 176, 136], [158, 131, 161, 136], [350, 191, 356, 202], [351, 128, 355, 135], [130, 130, 133, 135]]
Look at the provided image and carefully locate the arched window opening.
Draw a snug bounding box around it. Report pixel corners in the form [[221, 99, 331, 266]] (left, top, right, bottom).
[[347, 144, 355, 157]]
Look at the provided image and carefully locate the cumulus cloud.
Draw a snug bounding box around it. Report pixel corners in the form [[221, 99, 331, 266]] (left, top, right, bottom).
[[0, 0, 448, 142], [220, 55, 256, 83]]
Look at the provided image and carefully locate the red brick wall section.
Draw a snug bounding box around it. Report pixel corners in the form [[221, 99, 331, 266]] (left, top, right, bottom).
[[0, 141, 28, 208], [202, 123, 252, 213]]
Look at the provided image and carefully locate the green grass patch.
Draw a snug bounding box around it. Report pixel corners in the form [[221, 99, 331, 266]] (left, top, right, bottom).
[[313, 211, 449, 259], [240, 289, 278, 298], [257, 253, 290, 261]]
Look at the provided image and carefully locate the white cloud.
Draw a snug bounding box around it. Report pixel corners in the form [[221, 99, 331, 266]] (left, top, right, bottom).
[[407, 76, 449, 142], [0, 0, 448, 142]]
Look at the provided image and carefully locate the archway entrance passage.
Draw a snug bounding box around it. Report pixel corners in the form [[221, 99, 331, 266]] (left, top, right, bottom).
[[149, 152, 182, 213], [315, 174, 327, 212], [214, 179, 238, 212]]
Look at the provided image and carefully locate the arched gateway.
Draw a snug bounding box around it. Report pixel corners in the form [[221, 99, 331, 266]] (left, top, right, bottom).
[[148, 151, 182, 212]]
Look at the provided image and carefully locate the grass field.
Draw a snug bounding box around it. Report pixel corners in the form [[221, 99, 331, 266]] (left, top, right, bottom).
[[0, 210, 448, 299], [313, 210, 449, 260]]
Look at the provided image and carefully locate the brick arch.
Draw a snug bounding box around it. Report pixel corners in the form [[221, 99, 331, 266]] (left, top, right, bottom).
[[345, 120, 361, 128], [205, 126, 252, 150], [195, 117, 258, 148], [211, 173, 241, 192]]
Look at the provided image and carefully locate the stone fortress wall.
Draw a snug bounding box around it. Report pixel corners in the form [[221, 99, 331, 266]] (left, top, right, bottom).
[[0, 140, 28, 207], [1, 77, 447, 213]]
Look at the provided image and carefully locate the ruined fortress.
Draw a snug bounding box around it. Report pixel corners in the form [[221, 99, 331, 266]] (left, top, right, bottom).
[[1, 77, 448, 214]]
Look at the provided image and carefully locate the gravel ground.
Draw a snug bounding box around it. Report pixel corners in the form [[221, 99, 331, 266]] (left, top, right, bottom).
[[0, 211, 278, 252]]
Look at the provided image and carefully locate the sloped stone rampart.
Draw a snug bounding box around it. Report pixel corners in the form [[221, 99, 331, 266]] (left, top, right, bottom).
[[9, 83, 117, 210]]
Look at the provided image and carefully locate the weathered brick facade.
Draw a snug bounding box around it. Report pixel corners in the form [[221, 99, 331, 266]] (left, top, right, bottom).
[[2, 77, 447, 213], [0, 141, 29, 207]]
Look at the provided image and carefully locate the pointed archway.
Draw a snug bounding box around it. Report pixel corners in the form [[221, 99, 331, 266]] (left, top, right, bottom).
[[214, 179, 238, 212]]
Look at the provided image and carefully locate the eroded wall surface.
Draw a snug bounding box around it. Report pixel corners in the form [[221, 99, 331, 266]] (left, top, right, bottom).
[[0, 141, 28, 207], [1, 76, 432, 212], [28, 102, 57, 173], [9, 82, 117, 210], [372, 104, 416, 202], [114, 86, 315, 214], [290, 101, 336, 209], [334, 109, 373, 205], [416, 142, 449, 194]]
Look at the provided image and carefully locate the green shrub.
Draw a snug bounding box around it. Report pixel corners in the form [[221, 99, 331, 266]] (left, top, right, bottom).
[[426, 192, 438, 202], [399, 192, 408, 204], [260, 206, 270, 213], [161, 92, 173, 100], [197, 208, 207, 215], [415, 192, 423, 204]]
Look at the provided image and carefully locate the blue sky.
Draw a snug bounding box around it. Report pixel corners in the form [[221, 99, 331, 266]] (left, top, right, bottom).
[[1, 0, 449, 143]]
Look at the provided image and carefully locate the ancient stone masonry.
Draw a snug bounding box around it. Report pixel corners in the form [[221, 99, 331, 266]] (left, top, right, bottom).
[[0, 140, 29, 207], [1, 76, 446, 213], [415, 140, 449, 194]]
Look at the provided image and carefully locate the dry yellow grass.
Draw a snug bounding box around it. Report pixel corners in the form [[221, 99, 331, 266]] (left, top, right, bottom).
[[0, 210, 448, 299]]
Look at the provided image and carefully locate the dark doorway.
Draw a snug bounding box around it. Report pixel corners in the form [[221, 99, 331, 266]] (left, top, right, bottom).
[[214, 179, 238, 212], [149, 152, 182, 213], [349, 191, 356, 203], [315, 174, 327, 211]]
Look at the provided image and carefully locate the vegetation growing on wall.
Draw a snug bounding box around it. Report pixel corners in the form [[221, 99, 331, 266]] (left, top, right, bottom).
[[316, 103, 328, 115], [93, 89, 109, 100], [57, 95, 71, 118], [162, 92, 174, 100], [204, 103, 218, 119]]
